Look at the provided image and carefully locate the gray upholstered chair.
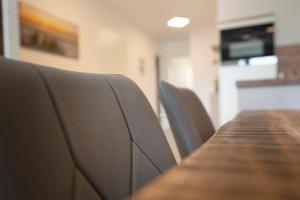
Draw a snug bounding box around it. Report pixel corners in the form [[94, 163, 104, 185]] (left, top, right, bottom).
[[0, 57, 176, 200], [160, 81, 215, 158]]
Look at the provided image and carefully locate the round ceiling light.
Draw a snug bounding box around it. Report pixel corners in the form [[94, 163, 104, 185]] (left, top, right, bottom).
[[167, 17, 190, 28]]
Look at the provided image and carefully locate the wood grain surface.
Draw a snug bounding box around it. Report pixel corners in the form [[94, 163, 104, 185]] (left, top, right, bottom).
[[236, 78, 300, 88], [131, 111, 300, 200], [277, 44, 300, 78]]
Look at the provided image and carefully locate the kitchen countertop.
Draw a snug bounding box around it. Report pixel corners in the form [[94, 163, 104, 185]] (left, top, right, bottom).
[[237, 78, 300, 88]]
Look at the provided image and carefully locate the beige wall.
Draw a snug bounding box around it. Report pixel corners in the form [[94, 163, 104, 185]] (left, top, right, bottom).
[[19, 0, 158, 112]]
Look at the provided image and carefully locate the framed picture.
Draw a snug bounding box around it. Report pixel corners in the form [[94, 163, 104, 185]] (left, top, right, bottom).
[[19, 3, 79, 58]]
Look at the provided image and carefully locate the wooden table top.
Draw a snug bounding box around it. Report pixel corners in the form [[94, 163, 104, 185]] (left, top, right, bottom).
[[132, 111, 300, 200]]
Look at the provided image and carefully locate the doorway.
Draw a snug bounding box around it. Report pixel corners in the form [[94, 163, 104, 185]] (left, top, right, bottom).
[[0, 0, 4, 55]]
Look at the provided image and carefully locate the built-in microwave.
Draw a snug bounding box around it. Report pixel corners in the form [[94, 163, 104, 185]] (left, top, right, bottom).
[[221, 23, 275, 63]]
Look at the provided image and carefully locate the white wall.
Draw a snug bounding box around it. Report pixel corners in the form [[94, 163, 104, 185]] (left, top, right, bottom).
[[239, 85, 300, 111], [159, 38, 189, 59], [189, 28, 218, 115], [17, 0, 158, 112], [219, 65, 277, 124], [158, 38, 190, 87], [218, 0, 300, 46], [167, 57, 193, 89]]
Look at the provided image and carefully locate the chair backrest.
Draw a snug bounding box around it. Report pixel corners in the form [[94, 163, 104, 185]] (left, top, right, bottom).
[[160, 81, 215, 158], [0, 58, 176, 200]]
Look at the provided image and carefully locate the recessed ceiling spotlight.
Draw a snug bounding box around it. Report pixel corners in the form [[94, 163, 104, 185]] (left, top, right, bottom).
[[167, 17, 190, 28]]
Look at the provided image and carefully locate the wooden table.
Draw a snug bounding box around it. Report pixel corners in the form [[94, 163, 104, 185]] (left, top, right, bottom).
[[132, 111, 300, 200]]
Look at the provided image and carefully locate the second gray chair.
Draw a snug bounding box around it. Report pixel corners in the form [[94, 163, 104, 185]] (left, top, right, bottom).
[[160, 81, 215, 158]]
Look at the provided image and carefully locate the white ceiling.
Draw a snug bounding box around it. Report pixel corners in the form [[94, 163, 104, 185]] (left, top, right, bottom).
[[101, 0, 217, 39]]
